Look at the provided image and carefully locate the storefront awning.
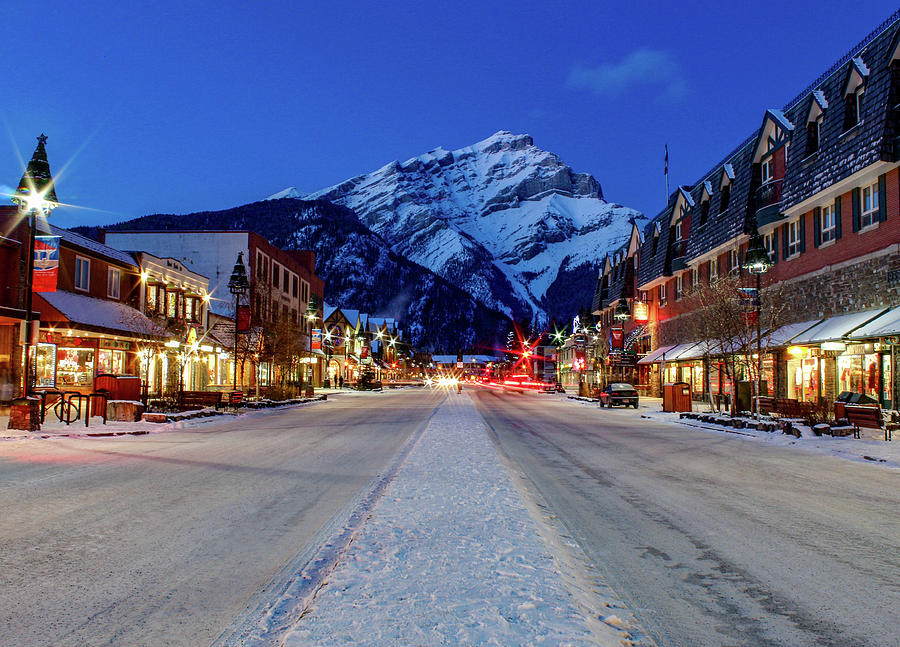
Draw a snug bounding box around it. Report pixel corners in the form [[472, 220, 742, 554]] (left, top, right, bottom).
[[311, 348, 326, 356], [848, 305, 900, 340], [790, 309, 888, 345], [763, 319, 822, 347], [637, 344, 677, 364], [35, 290, 167, 339], [674, 341, 714, 360], [665, 342, 702, 360]]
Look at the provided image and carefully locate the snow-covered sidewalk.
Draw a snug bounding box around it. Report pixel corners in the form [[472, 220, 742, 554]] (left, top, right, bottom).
[[275, 392, 642, 646]]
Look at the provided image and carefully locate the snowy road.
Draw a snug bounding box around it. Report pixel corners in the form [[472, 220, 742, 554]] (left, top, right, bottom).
[[472, 387, 900, 647], [0, 390, 442, 647]]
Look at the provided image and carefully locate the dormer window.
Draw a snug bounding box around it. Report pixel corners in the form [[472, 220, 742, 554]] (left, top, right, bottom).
[[806, 91, 827, 156], [843, 57, 868, 132], [675, 220, 683, 241], [720, 184, 731, 213]]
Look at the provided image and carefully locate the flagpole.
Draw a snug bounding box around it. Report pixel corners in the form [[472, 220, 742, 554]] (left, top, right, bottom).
[[665, 143, 670, 203]]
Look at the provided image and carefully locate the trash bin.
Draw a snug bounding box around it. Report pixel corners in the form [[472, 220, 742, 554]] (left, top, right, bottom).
[[93, 374, 142, 401], [663, 382, 692, 412]]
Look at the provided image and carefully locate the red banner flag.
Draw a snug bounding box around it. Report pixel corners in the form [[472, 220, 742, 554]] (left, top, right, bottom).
[[33, 235, 60, 292]]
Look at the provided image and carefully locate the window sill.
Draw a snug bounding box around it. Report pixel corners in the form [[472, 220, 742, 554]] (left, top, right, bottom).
[[858, 221, 880, 234], [839, 123, 862, 140], [800, 151, 818, 165], [74, 285, 89, 293], [784, 252, 801, 262], [818, 238, 836, 249]]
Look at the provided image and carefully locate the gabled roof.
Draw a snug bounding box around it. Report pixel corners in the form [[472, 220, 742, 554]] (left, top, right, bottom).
[[50, 224, 137, 268]]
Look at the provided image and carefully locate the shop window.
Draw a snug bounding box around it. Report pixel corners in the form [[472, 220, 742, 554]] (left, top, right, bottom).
[[691, 266, 699, 289], [34, 343, 57, 387], [820, 204, 836, 243], [107, 267, 121, 299], [98, 349, 125, 374], [185, 296, 194, 322], [166, 290, 178, 319], [860, 181, 879, 228], [75, 256, 90, 291], [709, 258, 718, 282], [56, 347, 95, 386], [837, 352, 879, 400], [658, 283, 667, 305], [675, 274, 683, 300], [730, 249, 739, 274]]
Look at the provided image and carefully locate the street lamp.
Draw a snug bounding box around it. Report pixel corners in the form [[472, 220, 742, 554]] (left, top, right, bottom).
[[227, 252, 249, 392], [12, 135, 58, 397], [614, 298, 631, 321], [742, 219, 773, 418]]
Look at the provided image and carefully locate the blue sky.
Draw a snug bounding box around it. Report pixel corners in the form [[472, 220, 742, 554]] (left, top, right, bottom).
[[0, 1, 894, 229]]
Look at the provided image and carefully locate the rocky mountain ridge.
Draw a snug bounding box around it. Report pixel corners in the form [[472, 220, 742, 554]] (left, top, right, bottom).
[[279, 131, 645, 323]]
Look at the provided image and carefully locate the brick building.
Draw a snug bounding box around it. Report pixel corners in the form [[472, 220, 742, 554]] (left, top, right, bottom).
[[594, 11, 900, 408], [102, 230, 325, 389]]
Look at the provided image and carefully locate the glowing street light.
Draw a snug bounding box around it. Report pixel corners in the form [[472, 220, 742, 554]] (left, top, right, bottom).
[[12, 135, 58, 397]]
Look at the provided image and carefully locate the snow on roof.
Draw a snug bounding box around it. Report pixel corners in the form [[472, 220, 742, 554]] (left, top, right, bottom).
[[767, 109, 795, 131], [323, 305, 337, 321], [765, 319, 822, 347], [50, 224, 137, 268], [39, 290, 166, 337], [702, 180, 713, 197], [723, 163, 735, 180], [791, 309, 887, 344], [851, 56, 870, 77], [812, 90, 829, 111], [848, 305, 900, 339], [678, 187, 695, 207], [637, 344, 677, 364]]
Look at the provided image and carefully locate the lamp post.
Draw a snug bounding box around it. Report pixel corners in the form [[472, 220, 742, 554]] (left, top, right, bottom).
[[12, 135, 58, 398], [742, 219, 774, 419], [613, 296, 631, 384], [228, 252, 249, 392]]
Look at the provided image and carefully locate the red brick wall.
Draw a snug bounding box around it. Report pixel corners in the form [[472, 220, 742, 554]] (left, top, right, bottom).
[[768, 167, 900, 282]]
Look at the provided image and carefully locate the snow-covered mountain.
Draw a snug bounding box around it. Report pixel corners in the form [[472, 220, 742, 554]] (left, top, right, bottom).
[[279, 131, 645, 323]]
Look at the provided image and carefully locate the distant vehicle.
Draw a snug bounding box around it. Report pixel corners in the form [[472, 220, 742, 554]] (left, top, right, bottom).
[[541, 382, 565, 393], [599, 383, 639, 408]]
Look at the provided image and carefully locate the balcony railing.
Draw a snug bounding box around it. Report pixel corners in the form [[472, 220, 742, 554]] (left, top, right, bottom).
[[756, 179, 784, 226]]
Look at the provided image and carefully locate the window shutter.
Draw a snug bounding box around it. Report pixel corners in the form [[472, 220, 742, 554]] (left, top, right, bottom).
[[771, 228, 778, 263], [852, 187, 861, 232], [878, 174, 887, 222], [813, 207, 821, 247], [799, 215, 806, 253], [781, 223, 789, 259], [834, 196, 842, 239]]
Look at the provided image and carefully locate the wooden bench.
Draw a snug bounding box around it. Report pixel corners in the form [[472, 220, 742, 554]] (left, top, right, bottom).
[[844, 404, 899, 441], [176, 391, 222, 411], [773, 398, 814, 420], [227, 391, 244, 408]]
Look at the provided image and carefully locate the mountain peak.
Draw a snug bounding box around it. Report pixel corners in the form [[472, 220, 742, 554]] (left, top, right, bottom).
[[266, 187, 304, 200], [474, 130, 534, 152], [302, 132, 644, 323]]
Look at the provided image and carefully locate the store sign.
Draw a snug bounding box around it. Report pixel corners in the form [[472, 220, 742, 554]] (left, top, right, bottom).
[[33, 236, 60, 292], [311, 328, 322, 351], [361, 345, 369, 359], [610, 328, 624, 351], [99, 339, 131, 350], [632, 301, 649, 324]]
